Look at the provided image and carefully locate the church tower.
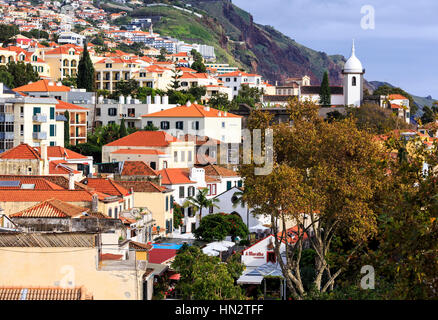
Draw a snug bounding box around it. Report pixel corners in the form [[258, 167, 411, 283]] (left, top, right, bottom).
[[342, 40, 365, 107]]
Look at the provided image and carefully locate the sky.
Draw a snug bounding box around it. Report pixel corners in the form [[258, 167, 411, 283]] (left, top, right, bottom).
[[233, 0, 438, 98]]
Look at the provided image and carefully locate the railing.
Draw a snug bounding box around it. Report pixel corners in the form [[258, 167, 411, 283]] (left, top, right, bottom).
[[33, 131, 47, 140], [32, 114, 47, 123]]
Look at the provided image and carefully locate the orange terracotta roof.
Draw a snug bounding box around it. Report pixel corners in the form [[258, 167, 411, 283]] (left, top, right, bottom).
[[0, 143, 41, 160], [105, 131, 180, 147], [120, 161, 158, 176], [117, 180, 168, 193], [13, 79, 71, 92], [80, 178, 130, 197], [111, 149, 165, 155], [199, 164, 239, 177], [35, 146, 88, 159], [0, 177, 65, 190], [10, 198, 90, 218], [158, 168, 195, 185], [141, 103, 241, 118], [219, 71, 261, 77], [0, 190, 95, 202], [388, 94, 408, 100], [56, 100, 89, 111]]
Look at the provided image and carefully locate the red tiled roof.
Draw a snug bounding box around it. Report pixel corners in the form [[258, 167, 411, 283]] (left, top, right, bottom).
[[141, 103, 241, 118], [117, 180, 168, 193], [199, 164, 239, 177], [388, 94, 408, 100], [158, 168, 195, 185], [105, 131, 180, 147], [35, 146, 88, 159], [120, 161, 158, 176], [0, 177, 65, 190], [100, 253, 123, 261], [148, 248, 177, 264], [0, 143, 41, 160], [111, 149, 165, 155], [10, 198, 90, 218], [56, 100, 89, 111], [13, 79, 71, 92], [80, 178, 130, 197], [0, 190, 95, 202]]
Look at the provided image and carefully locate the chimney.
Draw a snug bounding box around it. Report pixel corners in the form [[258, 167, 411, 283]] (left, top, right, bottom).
[[154, 95, 161, 104], [68, 172, 75, 190], [98, 95, 104, 104], [224, 111, 227, 117], [204, 106, 210, 111], [126, 95, 132, 104], [41, 142, 48, 162], [91, 95, 96, 104], [119, 95, 125, 104], [91, 193, 98, 213], [56, 82, 62, 86], [146, 95, 152, 104], [186, 100, 191, 107], [162, 95, 169, 105]]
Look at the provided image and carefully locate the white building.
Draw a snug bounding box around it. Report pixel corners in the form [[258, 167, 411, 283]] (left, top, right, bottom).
[[57, 31, 86, 47], [217, 71, 265, 98], [342, 40, 365, 107], [141, 101, 242, 144]]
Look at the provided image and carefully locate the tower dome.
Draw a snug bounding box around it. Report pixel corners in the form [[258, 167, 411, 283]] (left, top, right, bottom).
[[343, 40, 363, 73]]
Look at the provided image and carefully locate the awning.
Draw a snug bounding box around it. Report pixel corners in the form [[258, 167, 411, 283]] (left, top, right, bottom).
[[237, 274, 263, 285]]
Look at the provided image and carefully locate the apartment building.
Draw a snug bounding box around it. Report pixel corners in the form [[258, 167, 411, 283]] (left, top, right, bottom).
[[0, 83, 64, 153], [56, 100, 88, 145], [44, 44, 82, 80], [217, 71, 266, 98]]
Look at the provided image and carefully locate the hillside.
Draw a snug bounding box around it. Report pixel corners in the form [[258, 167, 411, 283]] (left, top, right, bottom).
[[116, 0, 345, 85]]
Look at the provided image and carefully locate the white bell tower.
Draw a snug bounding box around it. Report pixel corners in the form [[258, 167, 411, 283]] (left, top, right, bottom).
[[342, 40, 365, 107]]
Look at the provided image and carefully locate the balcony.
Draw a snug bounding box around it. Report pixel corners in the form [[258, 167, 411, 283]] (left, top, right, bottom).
[[33, 132, 47, 140], [0, 113, 14, 122], [33, 114, 47, 123]]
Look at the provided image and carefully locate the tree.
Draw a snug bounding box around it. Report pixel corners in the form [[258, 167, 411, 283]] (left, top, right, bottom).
[[193, 213, 249, 242], [233, 84, 262, 108], [187, 85, 206, 102], [420, 105, 437, 124], [183, 188, 219, 224], [319, 71, 331, 107], [61, 75, 77, 88], [190, 49, 206, 73], [169, 68, 182, 90], [114, 79, 139, 97], [119, 118, 128, 137], [64, 111, 70, 146], [209, 92, 232, 111], [171, 244, 245, 300], [0, 24, 19, 45], [2, 62, 40, 88], [77, 43, 95, 92], [157, 48, 168, 62], [239, 97, 386, 299], [173, 203, 184, 229], [347, 103, 412, 134], [193, 214, 229, 242], [0, 67, 14, 88]]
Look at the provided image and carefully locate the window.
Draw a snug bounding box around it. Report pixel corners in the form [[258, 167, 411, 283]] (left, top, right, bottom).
[[174, 151, 178, 162], [127, 108, 135, 117], [50, 141, 55, 146], [180, 151, 185, 162], [108, 208, 112, 218], [108, 108, 117, 116], [114, 207, 118, 219], [33, 107, 41, 116], [96, 108, 101, 116], [225, 78, 230, 82], [106, 63, 112, 68], [226, 181, 232, 190], [50, 107, 55, 120], [234, 87, 237, 91], [179, 186, 185, 198], [352, 76, 357, 86], [176, 121, 184, 130], [238, 180, 243, 188], [209, 206, 213, 214], [188, 186, 195, 197], [267, 252, 276, 263], [188, 151, 192, 162], [163, 161, 168, 168], [33, 124, 41, 133], [165, 196, 169, 211], [187, 207, 194, 217], [160, 121, 170, 130], [150, 161, 156, 170], [221, 121, 225, 128], [49, 124, 56, 137], [192, 121, 199, 130], [211, 184, 217, 195]]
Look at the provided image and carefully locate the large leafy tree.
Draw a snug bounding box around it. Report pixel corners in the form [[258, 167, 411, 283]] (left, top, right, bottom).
[[239, 97, 386, 299], [114, 79, 139, 97], [171, 244, 245, 300], [190, 49, 206, 73], [1, 62, 40, 88], [319, 70, 331, 107], [193, 213, 249, 242], [77, 43, 95, 92], [209, 92, 232, 111], [233, 84, 262, 108], [183, 188, 219, 223]]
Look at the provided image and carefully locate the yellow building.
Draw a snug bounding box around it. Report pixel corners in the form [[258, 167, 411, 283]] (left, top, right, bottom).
[[94, 56, 141, 92], [44, 45, 82, 80], [0, 233, 153, 300]]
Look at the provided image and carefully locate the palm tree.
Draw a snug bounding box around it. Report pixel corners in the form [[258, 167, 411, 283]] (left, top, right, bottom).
[[231, 188, 250, 240], [183, 188, 219, 226]]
